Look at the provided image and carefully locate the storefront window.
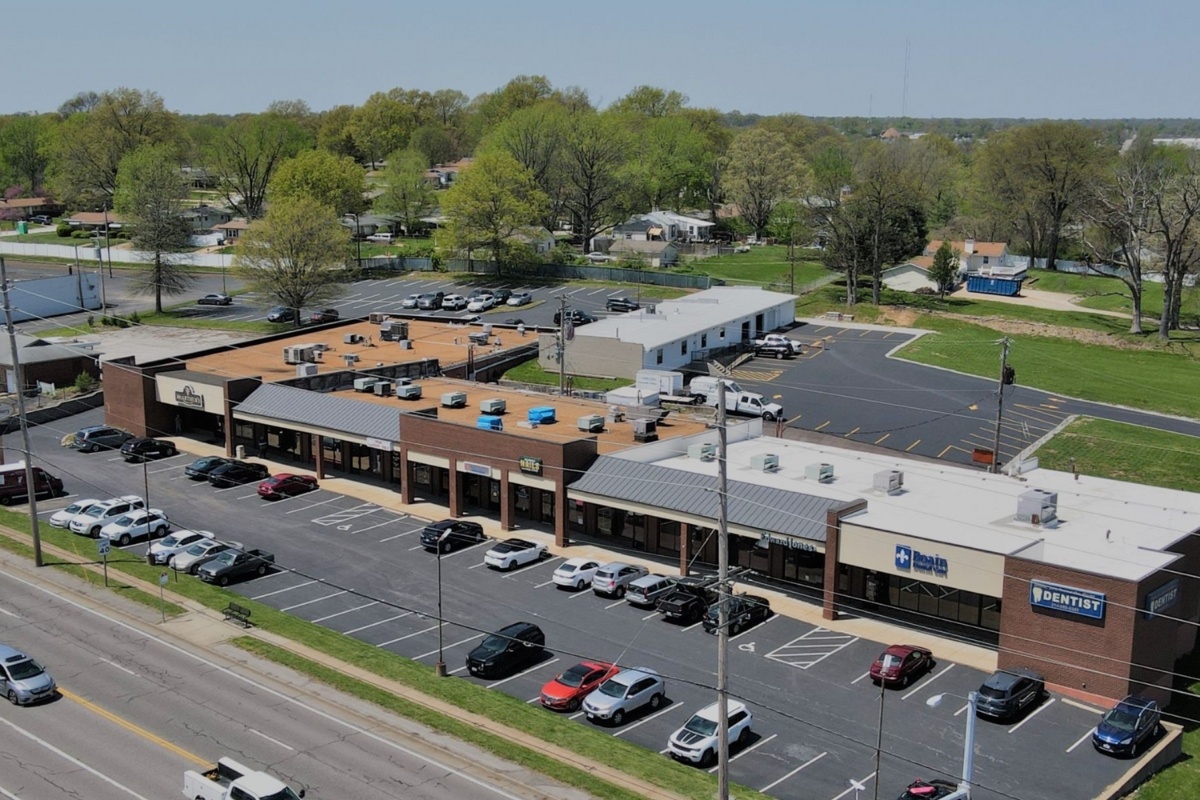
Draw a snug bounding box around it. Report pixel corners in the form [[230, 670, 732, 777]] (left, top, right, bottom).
[[981, 597, 1002, 631], [784, 549, 825, 586], [957, 592, 980, 626], [516, 487, 532, 515], [657, 520, 680, 556], [541, 491, 554, 523], [349, 443, 373, 474], [597, 507, 617, 536], [235, 422, 254, 441], [414, 464, 432, 489]]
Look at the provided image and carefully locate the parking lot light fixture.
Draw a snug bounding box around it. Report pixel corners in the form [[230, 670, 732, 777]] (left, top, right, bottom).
[[434, 545, 447, 677], [926, 692, 977, 799]]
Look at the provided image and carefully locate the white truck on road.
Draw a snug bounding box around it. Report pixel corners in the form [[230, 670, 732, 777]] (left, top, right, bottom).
[[687, 377, 784, 421], [184, 758, 306, 800]]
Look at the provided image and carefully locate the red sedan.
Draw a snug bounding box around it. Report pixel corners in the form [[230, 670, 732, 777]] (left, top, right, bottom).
[[870, 644, 934, 687], [257, 473, 319, 500], [540, 660, 619, 712]]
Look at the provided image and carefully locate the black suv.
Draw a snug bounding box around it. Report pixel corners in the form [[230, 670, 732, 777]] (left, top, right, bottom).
[[466, 622, 545, 678], [70, 426, 134, 453], [975, 668, 1045, 721], [754, 342, 795, 360], [657, 578, 718, 624], [605, 297, 640, 312], [417, 292, 445, 309], [206, 461, 270, 488], [489, 288, 512, 304], [420, 520, 486, 553], [184, 456, 233, 480], [553, 309, 597, 326], [702, 594, 772, 635], [120, 437, 179, 463]]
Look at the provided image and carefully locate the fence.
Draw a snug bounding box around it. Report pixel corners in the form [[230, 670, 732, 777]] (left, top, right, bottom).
[[440, 259, 715, 289], [1007, 255, 1196, 286], [0, 240, 234, 269]]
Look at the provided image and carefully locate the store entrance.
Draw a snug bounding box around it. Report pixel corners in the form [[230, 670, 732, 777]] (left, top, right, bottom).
[[515, 485, 555, 526], [462, 474, 501, 513]]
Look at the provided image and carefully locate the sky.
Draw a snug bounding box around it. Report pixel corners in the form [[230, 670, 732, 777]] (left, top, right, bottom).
[[9, 0, 1200, 120]]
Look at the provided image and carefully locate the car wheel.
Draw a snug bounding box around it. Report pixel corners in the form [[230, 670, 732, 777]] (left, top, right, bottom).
[[901, 673, 911, 688], [90, 526, 101, 538], [649, 692, 663, 710], [567, 697, 581, 712], [257, 564, 267, 576], [763, 412, 776, 421], [7, 690, 18, 705], [611, 709, 625, 726], [218, 575, 230, 587], [1129, 740, 1139, 758], [505, 560, 516, 571], [776, 351, 785, 360], [737, 726, 752, 745], [118, 533, 131, 546], [154, 526, 167, 538], [0, 496, 10, 506], [701, 749, 715, 767], [574, 580, 584, 591], [730, 622, 741, 636], [440, 541, 451, 554], [616, 586, 626, 598]]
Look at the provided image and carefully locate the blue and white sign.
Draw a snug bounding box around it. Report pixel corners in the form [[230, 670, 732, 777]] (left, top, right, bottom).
[[895, 544, 948, 577], [1029, 580, 1106, 620], [1144, 579, 1181, 620]]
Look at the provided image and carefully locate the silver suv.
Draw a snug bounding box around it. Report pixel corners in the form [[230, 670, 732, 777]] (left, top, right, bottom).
[[592, 562, 649, 598], [583, 667, 665, 726], [0, 644, 57, 705]]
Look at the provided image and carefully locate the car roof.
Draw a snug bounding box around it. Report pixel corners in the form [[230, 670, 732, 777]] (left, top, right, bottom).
[[613, 667, 659, 683], [560, 557, 595, 567], [425, 519, 457, 530], [630, 574, 669, 586], [883, 644, 923, 657], [598, 561, 631, 571], [0, 644, 30, 662], [692, 699, 747, 721], [984, 668, 1041, 689], [1116, 695, 1157, 711], [498, 538, 533, 547], [496, 621, 539, 636]]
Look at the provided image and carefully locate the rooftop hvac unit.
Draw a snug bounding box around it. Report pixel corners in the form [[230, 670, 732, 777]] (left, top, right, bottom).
[[369, 311, 389, 324], [394, 377, 412, 386], [805, 463, 834, 483], [688, 442, 717, 461], [528, 406, 556, 424], [468, 331, 491, 345], [398, 339, 413, 350], [296, 363, 319, 378], [477, 415, 503, 431], [578, 414, 604, 433], [632, 418, 658, 443], [607, 405, 625, 424], [396, 384, 422, 400], [343, 353, 359, 366], [751, 453, 780, 472], [380, 321, 409, 341], [480, 398, 507, 414], [312, 343, 332, 352], [873, 469, 904, 494], [1017, 488, 1058, 525], [441, 391, 467, 408], [373, 381, 393, 397], [283, 345, 316, 364], [343, 333, 363, 345], [353, 377, 380, 392]]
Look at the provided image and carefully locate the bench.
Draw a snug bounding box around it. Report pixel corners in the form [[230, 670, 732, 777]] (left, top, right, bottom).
[[222, 602, 252, 628]]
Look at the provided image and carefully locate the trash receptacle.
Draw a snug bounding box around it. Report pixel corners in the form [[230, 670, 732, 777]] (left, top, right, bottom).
[[236, 444, 246, 459], [16, 221, 27, 235]]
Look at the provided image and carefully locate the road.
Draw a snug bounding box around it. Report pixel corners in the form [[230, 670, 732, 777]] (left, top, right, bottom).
[[0, 564, 579, 800]]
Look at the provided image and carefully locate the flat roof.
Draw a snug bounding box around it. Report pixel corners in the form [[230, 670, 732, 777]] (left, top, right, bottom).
[[186, 319, 530, 382], [619, 435, 1200, 582], [331, 378, 707, 454]]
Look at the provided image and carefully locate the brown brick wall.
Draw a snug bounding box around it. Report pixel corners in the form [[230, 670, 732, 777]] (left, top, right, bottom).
[[1130, 529, 1200, 705]]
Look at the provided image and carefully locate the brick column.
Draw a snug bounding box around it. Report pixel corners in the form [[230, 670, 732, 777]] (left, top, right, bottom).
[[500, 473, 514, 531], [679, 523, 691, 577], [399, 449, 412, 504], [448, 464, 461, 518], [313, 434, 325, 479], [824, 501, 867, 621], [554, 480, 568, 548]]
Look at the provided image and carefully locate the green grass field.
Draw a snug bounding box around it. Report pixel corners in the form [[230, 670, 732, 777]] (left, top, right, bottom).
[[1035, 417, 1200, 494], [1026, 270, 1200, 324], [680, 245, 829, 288]]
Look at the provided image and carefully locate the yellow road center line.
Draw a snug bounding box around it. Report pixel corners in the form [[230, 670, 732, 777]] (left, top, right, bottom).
[[874, 433, 890, 445], [843, 427, 860, 438], [815, 420, 831, 431], [59, 688, 209, 768], [905, 439, 921, 452]]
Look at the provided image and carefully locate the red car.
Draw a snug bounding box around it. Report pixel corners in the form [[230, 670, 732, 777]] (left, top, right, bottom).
[[540, 660, 619, 712], [257, 473, 319, 500], [870, 644, 934, 687]]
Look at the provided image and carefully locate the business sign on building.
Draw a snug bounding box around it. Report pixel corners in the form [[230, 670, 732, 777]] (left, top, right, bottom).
[[462, 461, 492, 477], [365, 437, 394, 452], [1144, 579, 1181, 620], [762, 532, 817, 553], [1029, 580, 1106, 620], [519, 456, 543, 476], [155, 374, 224, 412], [174, 385, 205, 409], [895, 544, 948, 577]]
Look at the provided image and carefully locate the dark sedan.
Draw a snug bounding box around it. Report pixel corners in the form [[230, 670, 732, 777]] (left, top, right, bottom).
[[120, 437, 179, 463], [184, 456, 233, 480], [257, 473, 319, 499], [870, 644, 934, 688], [266, 306, 296, 323], [207, 461, 270, 488], [1092, 695, 1161, 757], [197, 293, 232, 305], [605, 297, 640, 312], [309, 308, 339, 324], [553, 309, 597, 326], [702, 594, 771, 635]]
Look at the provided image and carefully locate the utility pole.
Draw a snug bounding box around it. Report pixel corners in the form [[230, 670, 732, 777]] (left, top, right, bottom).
[[716, 378, 730, 800], [991, 336, 1011, 474], [103, 203, 114, 278], [557, 295, 568, 396], [0, 257, 44, 566]]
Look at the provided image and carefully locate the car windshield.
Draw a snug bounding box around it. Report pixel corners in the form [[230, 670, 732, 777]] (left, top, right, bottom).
[[83, 506, 106, 518], [7, 659, 44, 681], [184, 543, 209, 556], [1102, 708, 1140, 732], [684, 714, 718, 737], [478, 635, 508, 654], [160, 535, 182, 547], [598, 679, 629, 698], [213, 552, 237, 565], [557, 665, 592, 688], [978, 684, 1008, 699], [260, 789, 303, 800], [111, 515, 135, 527], [63, 502, 87, 514], [880, 654, 903, 669]]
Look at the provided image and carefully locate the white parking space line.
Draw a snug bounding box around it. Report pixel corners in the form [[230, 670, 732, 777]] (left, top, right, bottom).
[[248, 727, 295, 751], [642, 611, 659, 620], [414, 634, 485, 660], [468, 562, 488, 570], [567, 589, 592, 599], [709, 733, 778, 773], [377, 624, 439, 647], [1067, 728, 1095, 753], [252, 579, 317, 600], [1062, 697, 1105, 714], [449, 665, 470, 675], [99, 658, 137, 676], [350, 517, 407, 535], [0, 782, 25, 799], [439, 542, 489, 560], [765, 627, 859, 670], [829, 772, 875, 800], [612, 703, 683, 737], [955, 703, 969, 716], [244, 568, 291, 583], [504, 556, 561, 577], [0, 606, 20, 618], [312, 601, 378, 623], [486, 658, 560, 689], [852, 671, 872, 685], [1008, 698, 1055, 733], [659, 747, 671, 754], [148, 463, 184, 474], [901, 663, 955, 701], [527, 696, 541, 704], [235, 493, 258, 500], [534, 579, 557, 589], [280, 590, 348, 612], [569, 710, 586, 720], [343, 612, 410, 635], [285, 496, 339, 514], [730, 615, 775, 641], [605, 599, 625, 609], [379, 529, 419, 542], [682, 619, 706, 632], [214, 483, 252, 493]]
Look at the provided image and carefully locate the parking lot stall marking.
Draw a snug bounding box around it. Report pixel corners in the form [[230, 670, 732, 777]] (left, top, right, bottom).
[[0, 783, 23, 800], [486, 658, 561, 689], [682, 618, 706, 632], [534, 579, 557, 589], [439, 542, 489, 560], [843, 427, 860, 438], [759, 751, 828, 793], [873, 434, 890, 445], [851, 671, 871, 685], [379, 529, 419, 542], [611, 702, 684, 737], [1067, 728, 1096, 753], [814, 421, 831, 431], [251, 579, 317, 600], [955, 703, 969, 716], [311, 601, 378, 623], [285, 495, 339, 514], [0, 605, 19, 618], [504, 556, 561, 577], [349, 517, 409, 535], [605, 599, 626, 609], [280, 590, 348, 612], [708, 732, 778, 773], [342, 612, 411, 635], [1061, 697, 1104, 714], [729, 614, 775, 642], [414, 633, 485, 660], [642, 611, 660, 620], [905, 439, 922, 452], [377, 624, 440, 647], [567, 588, 593, 598], [408, 544, 425, 551], [765, 628, 860, 669], [214, 482, 252, 493], [236, 492, 259, 500], [313, 502, 381, 526], [1008, 697, 1055, 733], [900, 663, 955, 700], [830, 772, 876, 800]]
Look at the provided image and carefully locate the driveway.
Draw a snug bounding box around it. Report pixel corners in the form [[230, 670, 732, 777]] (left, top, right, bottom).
[[948, 286, 1132, 319]]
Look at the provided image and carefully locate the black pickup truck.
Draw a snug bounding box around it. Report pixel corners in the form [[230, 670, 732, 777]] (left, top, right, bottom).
[[197, 548, 274, 586], [657, 578, 718, 624]]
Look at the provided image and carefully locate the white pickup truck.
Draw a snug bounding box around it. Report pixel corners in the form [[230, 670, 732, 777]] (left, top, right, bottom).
[[688, 377, 784, 421], [753, 333, 805, 354], [184, 757, 306, 800]]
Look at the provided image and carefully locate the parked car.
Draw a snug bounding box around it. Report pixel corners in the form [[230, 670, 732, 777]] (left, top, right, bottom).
[[552, 558, 601, 590], [170, 539, 241, 575], [489, 288, 512, 304], [553, 309, 597, 326], [184, 456, 233, 480], [99, 509, 169, 546], [467, 295, 496, 313], [266, 306, 296, 323], [753, 342, 795, 360], [68, 496, 146, 537], [309, 308, 339, 324], [702, 594, 772, 636], [465, 622, 545, 678], [625, 574, 677, 608], [70, 425, 133, 453], [29, 214, 54, 226], [416, 292, 445, 309], [591, 562, 649, 598], [207, 461, 270, 488], [668, 699, 753, 765], [657, 577, 717, 624], [120, 437, 178, 463], [484, 538, 547, 571], [49, 498, 100, 528], [0, 643, 57, 705], [197, 293, 233, 306], [869, 644, 934, 688], [420, 520, 486, 553], [442, 294, 468, 310], [540, 660, 618, 712], [401, 293, 421, 309], [975, 668, 1045, 721], [0, 464, 65, 506], [506, 291, 533, 306], [896, 779, 959, 799], [149, 529, 214, 565], [366, 232, 395, 243], [586, 251, 616, 263], [605, 297, 640, 312], [583, 667, 665, 726], [197, 548, 275, 586], [1092, 695, 1162, 757], [257, 474, 319, 499], [755, 333, 805, 354]]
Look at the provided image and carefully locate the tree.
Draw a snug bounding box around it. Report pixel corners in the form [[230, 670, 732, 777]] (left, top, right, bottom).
[[1150, 146, 1200, 338], [441, 152, 546, 276], [316, 105, 362, 161], [724, 128, 805, 238], [608, 86, 688, 118], [347, 92, 414, 168], [0, 115, 53, 191], [376, 149, 435, 235], [57, 91, 100, 118], [560, 112, 628, 251], [113, 144, 194, 313], [768, 201, 812, 293], [623, 115, 710, 211], [234, 195, 350, 327], [270, 149, 365, 215], [486, 102, 569, 232], [265, 99, 318, 144], [410, 124, 456, 166], [928, 240, 958, 299], [207, 113, 307, 219]]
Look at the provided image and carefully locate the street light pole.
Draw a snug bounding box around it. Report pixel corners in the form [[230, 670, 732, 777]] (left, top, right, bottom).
[[716, 378, 730, 800], [926, 691, 978, 800], [434, 545, 447, 677]]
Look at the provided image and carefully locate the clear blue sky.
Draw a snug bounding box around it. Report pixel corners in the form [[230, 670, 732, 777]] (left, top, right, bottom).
[[11, 0, 1198, 119]]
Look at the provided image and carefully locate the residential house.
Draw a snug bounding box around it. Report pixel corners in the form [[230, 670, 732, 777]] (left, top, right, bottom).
[[339, 213, 394, 238], [0, 196, 63, 219], [62, 211, 128, 231], [611, 210, 714, 243], [881, 127, 903, 141], [214, 219, 251, 242], [0, 333, 101, 394], [181, 205, 233, 232], [924, 239, 1008, 275], [509, 226, 557, 255], [608, 240, 678, 267], [883, 257, 941, 293]]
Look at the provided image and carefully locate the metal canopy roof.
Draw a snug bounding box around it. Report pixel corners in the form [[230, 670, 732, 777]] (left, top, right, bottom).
[[234, 383, 400, 443]]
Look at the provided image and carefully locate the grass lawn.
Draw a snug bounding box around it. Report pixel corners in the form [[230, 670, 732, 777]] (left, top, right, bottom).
[[1034, 417, 1200, 494], [680, 245, 829, 288], [132, 310, 276, 333], [502, 358, 629, 392], [9, 231, 86, 246], [1026, 270, 1200, 324], [1134, 647, 1200, 800]]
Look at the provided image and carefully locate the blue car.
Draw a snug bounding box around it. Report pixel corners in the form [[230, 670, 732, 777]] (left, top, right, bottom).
[[1092, 695, 1161, 757]]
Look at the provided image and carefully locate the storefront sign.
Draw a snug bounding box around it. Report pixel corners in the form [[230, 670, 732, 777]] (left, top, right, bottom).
[[365, 437, 394, 452], [156, 374, 224, 411], [519, 456, 543, 476], [1145, 579, 1181, 620], [895, 545, 948, 577], [1029, 580, 1106, 620], [174, 385, 205, 409], [761, 532, 817, 552], [462, 461, 492, 476]]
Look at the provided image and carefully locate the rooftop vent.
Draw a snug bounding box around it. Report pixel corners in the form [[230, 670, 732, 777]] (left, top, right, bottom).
[[1017, 488, 1058, 526], [396, 384, 422, 400], [343, 353, 359, 366], [578, 414, 604, 433], [873, 469, 904, 494], [805, 462, 834, 483], [480, 398, 506, 414], [688, 442, 717, 461], [296, 363, 318, 378], [751, 453, 779, 472], [441, 391, 467, 408]]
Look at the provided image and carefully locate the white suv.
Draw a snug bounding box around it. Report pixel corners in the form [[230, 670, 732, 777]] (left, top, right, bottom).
[[67, 496, 146, 538], [667, 699, 753, 765]]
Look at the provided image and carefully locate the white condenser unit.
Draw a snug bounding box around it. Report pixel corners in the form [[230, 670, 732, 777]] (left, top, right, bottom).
[[688, 442, 717, 460], [1017, 489, 1058, 525], [396, 384, 422, 400], [480, 398, 507, 414], [441, 391, 467, 408], [632, 418, 658, 442], [373, 381, 393, 397], [343, 353, 359, 366], [751, 453, 780, 472], [283, 345, 316, 364], [873, 470, 904, 494], [805, 463, 834, 482], [295, 363, 319, 378], [353, 377, 379, 392], [577, 414, 604, 433]]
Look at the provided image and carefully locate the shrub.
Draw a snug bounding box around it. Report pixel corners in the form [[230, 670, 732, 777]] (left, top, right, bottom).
[[56, 223, 73, 238], [73, 372, 96, 393], [127, 311, 141, 324]]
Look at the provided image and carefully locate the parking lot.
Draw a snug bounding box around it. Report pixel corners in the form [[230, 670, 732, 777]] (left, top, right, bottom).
[[10, 407, 1143, 800]]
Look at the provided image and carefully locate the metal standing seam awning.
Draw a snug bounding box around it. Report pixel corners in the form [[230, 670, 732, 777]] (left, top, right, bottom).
[[232, 383, 400, 448]]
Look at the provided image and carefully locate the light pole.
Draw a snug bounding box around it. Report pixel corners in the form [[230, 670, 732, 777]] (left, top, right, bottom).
[[346, 213, 362, 270], [434, 544, 447, 677], [926, 692, 978, 800]]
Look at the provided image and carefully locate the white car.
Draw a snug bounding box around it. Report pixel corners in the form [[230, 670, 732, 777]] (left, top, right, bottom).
[[49, 498, 100, 528], [667, 700, 753, 765], [754, 333, 805, 354], [483, 538, 547, 571], [401, 293, 421, 309], [68, 496, 146, 538], [99, 509, 169, 546], [506, 291, 533, 306], [149, 529, 214, 565], [466, 295, 495, 313], [366, 232, 395, 243], [586, 251, 616, 263], [170, 539, 241, 575], [442, 294, 468, 310], [552, 558, 601, 590]]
